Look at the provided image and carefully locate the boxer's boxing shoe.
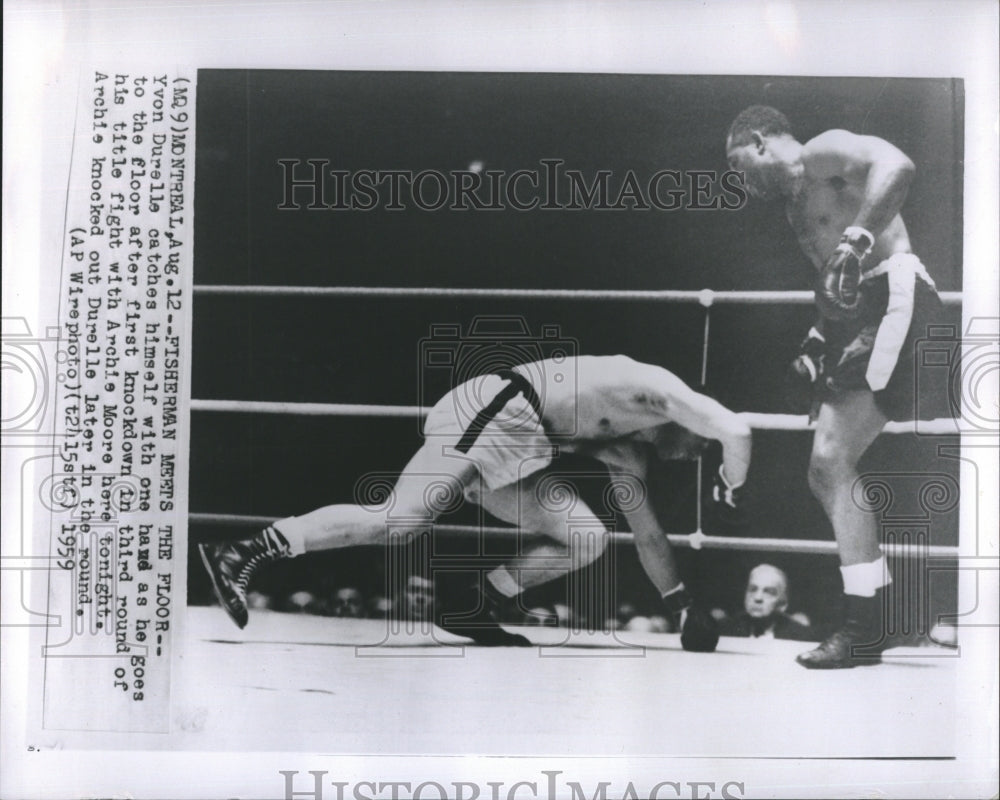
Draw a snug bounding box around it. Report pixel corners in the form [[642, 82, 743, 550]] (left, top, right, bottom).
[[436, 581, 531, 647], [796, 590, 887, 669], [199, 526, 291, 629]]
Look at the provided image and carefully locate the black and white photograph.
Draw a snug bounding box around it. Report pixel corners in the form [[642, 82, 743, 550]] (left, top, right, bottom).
[[188, 69, 965, 756], [2, 3, 998, 799]]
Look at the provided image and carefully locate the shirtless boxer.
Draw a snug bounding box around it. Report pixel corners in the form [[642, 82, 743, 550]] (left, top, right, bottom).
[[199, 355, 752, 648], [725, 106, 943, 668]]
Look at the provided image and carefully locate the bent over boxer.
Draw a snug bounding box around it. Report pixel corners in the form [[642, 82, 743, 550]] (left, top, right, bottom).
[[199, 355, 752, 648], [726, 105, 943, 668]]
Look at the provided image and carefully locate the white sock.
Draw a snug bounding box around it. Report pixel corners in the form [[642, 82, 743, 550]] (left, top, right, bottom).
[[273, 519, 305, 557], [486, 566, 522, 598], [840, 555, 891, 597], [661, 582, 686, 599]]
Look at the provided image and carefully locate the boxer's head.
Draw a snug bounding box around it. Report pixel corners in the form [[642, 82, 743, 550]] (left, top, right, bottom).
[[726, 105, 798, 201], [653, 422, 710, 461]]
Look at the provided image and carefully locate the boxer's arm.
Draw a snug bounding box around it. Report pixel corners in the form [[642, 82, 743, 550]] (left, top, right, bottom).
[[659, 376, 752, 487], [625, 502, 682, 596], [589, 445, 682, 594], [805, 129, 915, 237], [807, 131, 915, 320]]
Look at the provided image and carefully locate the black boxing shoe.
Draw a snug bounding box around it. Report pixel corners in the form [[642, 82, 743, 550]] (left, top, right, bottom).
[[436, 580, 531, 647], [199, 526, 291, 629], [796, 590, 887, 669], [663, 587, 719, 653]]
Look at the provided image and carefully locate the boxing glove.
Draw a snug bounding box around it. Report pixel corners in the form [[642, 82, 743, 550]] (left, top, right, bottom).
[[679, 605, 720, 653], [784, 327, 826, 414], [662, 586, 719, 653], [815, 226, 874, 321], [712, 465, 747, 526]]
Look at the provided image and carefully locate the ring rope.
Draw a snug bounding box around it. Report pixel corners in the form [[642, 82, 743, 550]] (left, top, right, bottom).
[[190, 285, 962, 563], [193, 285, 962, 305], [188, 399, 961, 435], [188, 513, 958, 559]]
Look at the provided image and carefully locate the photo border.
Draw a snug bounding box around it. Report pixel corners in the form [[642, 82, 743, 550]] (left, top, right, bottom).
[[3, 2, 997, 798]]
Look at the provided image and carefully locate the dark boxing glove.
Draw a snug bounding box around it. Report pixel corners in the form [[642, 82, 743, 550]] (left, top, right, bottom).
[[711, 465, 747, 526], [663, 587, 719, 653], [680, 606, 720, 653], [815, 226, 875, 321], [784, 327, 826, 414]]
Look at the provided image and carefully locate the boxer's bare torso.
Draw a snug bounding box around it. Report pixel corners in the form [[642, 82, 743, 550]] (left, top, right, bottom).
[[781, 130, 914, 271], [515, 355, 690, 441]]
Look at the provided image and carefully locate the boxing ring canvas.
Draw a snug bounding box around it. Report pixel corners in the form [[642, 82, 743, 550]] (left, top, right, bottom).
[[175, 608, 958, 757], [183, 71, 964, 757]]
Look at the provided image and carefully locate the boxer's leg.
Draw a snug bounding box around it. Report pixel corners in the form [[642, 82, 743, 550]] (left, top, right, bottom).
[[476, 471, 610, 596], [807, 390, 887, 567], [200, 443, 477, 629], [797, 389, 893, 668], [277, 443, 477, 551]]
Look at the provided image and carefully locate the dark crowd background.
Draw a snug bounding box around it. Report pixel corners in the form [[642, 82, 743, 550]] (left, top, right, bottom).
[[189, 71, 963, 635]]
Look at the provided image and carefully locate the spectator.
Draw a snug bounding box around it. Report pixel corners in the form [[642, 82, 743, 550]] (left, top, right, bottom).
[[624, 615, 655, 633], [647, 614, 672, 634], [401, 575, 434, 621], [330, 586, 366, 618], [709, 607, 730, 624], [246, 591, 273, 611], [615, 601, 638, 629], [625, 614, 672, 634], [369, 594, 395, 619], [284, 589, 322, 615], [720, 564, 817, 641]]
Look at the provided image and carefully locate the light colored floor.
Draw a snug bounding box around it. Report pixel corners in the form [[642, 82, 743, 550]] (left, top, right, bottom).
[[173, 607, 957, 756]]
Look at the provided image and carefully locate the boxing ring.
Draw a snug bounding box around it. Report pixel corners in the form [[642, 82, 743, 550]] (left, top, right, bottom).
[[179, 284, 962, 756]]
